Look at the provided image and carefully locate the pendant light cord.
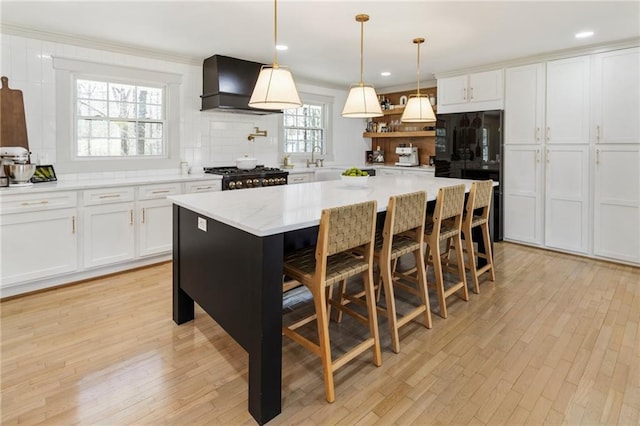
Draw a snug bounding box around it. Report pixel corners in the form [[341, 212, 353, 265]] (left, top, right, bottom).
[[359, 18, 364, 85], [273, 0, 279, 67], [416, 41, 421, 95]]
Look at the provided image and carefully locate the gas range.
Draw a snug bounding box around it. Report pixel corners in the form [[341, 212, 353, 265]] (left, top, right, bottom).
[[204, 166, 289, 190]]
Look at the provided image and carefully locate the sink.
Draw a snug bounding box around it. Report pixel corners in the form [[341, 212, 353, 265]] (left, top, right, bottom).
[[313, 169, 342, 181]]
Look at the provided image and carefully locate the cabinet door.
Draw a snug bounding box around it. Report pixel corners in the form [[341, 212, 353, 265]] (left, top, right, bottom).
[[594, 145, 640, 263], [83, 203, 135, 268], [504, 145, 544, 244], [592, 47, 640, 144], [438, 75, 468, 107], [138, 199, 173, 257], [378, 168, 402, 176], [544, 145, 590, 253], [288, 173, 313, 184], [1, 208, 78, 288], [546, 56, 590, 144], [505, 63, 545, 145], [469, 69, 503, 103]]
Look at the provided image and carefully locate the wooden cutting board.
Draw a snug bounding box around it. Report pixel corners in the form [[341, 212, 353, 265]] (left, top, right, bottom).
[[0, 76, 29, 150]]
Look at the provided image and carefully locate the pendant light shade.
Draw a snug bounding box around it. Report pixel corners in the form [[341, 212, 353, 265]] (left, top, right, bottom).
[[342, 14, 383, 118], [401, 38, 436, 123], [249, 0, 302, 110]]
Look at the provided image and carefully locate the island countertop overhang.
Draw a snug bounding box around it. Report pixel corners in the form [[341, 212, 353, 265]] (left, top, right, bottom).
[[168, 176, 492, 237]]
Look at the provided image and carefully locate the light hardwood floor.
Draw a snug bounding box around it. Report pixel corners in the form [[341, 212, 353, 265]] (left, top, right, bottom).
[[1, 242, 639, 425]]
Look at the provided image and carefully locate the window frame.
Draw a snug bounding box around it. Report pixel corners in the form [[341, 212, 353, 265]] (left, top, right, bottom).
[[279, 92, 334, 162], [74, 76, 167, 160], [53, 57, 182, 173]]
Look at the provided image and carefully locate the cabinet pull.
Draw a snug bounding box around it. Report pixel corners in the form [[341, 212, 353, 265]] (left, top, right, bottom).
[[596, 125, 600, 143], [151, 190, 170, 194], [195, 186, 212, 191], [21, 200, 49, 206], [535, 127, 540, 142], [546, 127, 550, 141], [142, 208, 146, 224], [546, 149, 550, 164], [72, 216, 76, 234], [469, 87, 474, 100], [99, 194, 121, 199], [596, 149, 600, 165], [130, 209, 134, 225], [536, 149, 540, 163], [463, 87, 467, 101]]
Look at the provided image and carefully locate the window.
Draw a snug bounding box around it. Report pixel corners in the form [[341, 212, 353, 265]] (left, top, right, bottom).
[[53, 57, 182, 173], [76, 79, 165, 157], [280, 93, 333, 160]]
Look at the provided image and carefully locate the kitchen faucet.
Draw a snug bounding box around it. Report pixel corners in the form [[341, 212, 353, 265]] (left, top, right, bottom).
[[306, 145, 324, 168]]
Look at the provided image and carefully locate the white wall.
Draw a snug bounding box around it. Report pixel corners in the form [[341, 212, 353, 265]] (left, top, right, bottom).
[[0, 33, 366, 174]]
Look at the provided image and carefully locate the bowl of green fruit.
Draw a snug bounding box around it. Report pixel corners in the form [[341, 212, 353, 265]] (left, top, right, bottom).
[[341, 167, 370, 187]]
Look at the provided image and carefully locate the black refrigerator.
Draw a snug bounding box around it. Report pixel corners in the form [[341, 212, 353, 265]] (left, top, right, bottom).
[[435, 110, 503, 241]]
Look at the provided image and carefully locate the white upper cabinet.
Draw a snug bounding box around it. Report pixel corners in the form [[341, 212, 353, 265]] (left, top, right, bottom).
[[437, 69, 504, 113], [505, 63, 545, 145], [545, 56, 591, 144], [592, 47, 640, 144]]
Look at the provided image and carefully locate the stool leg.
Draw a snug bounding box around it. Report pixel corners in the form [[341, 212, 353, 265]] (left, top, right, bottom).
[[453, 235, 469, 301], [380, 257, 400, 353], [482, 222, 496, 281], [429, 240, 448, 319], [335, 281, 347, 323], [413, 248, 432, 329], [465, 227, 480, 294], [362, 269, 382, 366], [314, 286, 335, 403]]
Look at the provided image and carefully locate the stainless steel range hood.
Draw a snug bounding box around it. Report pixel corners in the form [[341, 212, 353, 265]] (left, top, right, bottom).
[[201, 55, 280, 115]]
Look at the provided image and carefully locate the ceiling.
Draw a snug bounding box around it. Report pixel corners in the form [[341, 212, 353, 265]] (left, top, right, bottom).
[[2, 1, 639, 90]]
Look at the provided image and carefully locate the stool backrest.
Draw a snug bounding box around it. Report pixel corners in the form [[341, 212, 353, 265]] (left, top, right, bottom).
[[466, 180, 493, 223], [434, 184, 466, 222], [390, 191, 427, 235], [320, 201, 377, 257]]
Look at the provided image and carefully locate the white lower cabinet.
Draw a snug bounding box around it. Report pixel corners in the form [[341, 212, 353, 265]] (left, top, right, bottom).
[[1, 208, 78, 288], [138, 198, 173, 257], [288, 173, 313, 184], [544, 145, 590, 253], [83, 202, 136, 268], [594, 145, 640, 263], [504, 145, 544, 245], [378, 168, 402, 176]]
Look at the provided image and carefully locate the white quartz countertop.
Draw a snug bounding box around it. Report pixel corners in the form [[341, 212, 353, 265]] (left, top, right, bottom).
[[0, 173, 221, 195], [169, 175, 483, 237]]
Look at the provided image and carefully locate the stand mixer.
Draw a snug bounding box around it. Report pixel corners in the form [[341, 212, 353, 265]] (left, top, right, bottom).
[[1, 146, 35, 187]]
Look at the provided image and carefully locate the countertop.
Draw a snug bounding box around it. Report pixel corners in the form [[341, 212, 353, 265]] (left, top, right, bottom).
[[169, 175, 476, 237], [0, 173, 221, 195]]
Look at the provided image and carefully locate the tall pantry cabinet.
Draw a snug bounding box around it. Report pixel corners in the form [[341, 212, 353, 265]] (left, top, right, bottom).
[[504, 47, 640, 265]]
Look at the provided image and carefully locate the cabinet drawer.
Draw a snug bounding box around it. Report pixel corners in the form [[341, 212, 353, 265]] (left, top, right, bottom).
[[289, 173, 312, 184], [0, 191, 77, 214], [138, 182, 182, 200], [184, 180, 221, 193], [83, 187, 134, 206]]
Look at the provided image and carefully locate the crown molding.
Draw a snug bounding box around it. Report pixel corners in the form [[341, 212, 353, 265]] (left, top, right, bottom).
[[435, 37, 640, 79], [0, 22, 202, 66]]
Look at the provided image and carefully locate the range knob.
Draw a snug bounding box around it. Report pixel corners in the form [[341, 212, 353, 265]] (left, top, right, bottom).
[[253, 178, 260, 186], [228, 181, 236, 190], [245, 179, 253, 187], [235, 180, 243, 189], [268, 178, 275, 185], [279, 177, 286, 184]]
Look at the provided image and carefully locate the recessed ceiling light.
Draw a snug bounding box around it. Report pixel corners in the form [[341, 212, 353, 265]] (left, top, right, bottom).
[[275, 44, 288, 51], [381, 71, 391, 77], [575, 31, 594, 39]]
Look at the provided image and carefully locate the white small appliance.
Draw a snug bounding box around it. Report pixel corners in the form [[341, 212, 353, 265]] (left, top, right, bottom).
[[395, 146, 419, 167]]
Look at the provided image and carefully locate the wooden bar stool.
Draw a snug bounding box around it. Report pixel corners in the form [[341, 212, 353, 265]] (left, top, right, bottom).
[[282, 200, 381, 403], [458, 180, 496, 294], [424, 184, 468, 319], [335, 191, 432, 354]]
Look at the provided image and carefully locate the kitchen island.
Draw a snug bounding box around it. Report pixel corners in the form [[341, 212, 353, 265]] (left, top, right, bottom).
[[168, 175, 480, 424]]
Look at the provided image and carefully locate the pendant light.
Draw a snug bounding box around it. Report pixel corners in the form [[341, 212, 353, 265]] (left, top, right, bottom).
[[401, 38, 436, 123], [341, 14, 383, 118], [249, 0, 302, 110]]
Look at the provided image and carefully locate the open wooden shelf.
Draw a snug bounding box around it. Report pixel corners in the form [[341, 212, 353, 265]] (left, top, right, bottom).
[[363, 130, 435, 138]]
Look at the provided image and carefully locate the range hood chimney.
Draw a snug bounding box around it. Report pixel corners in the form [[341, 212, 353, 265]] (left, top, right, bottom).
[[201, 55, 280, 115]]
